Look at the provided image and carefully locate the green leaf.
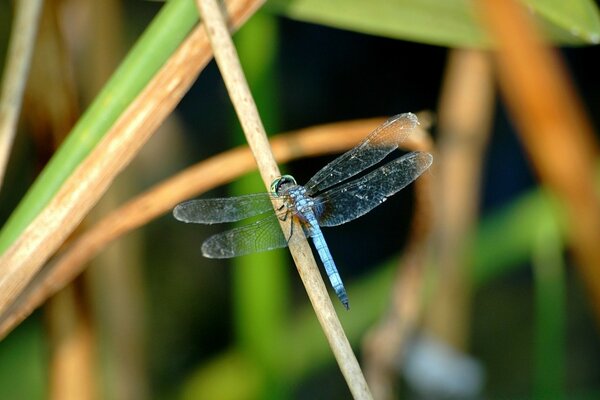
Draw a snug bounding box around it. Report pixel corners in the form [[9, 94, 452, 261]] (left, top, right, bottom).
[[267, 0, 489, 47], [532, 211, 566, 399], [526, 0, 600, 44], [470, 189, 564, 286], [266, 0, 600, 47]]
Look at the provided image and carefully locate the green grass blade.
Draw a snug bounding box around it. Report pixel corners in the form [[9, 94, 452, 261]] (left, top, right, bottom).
[[532, 209, 566, 399], [470, 189, 564, 286]]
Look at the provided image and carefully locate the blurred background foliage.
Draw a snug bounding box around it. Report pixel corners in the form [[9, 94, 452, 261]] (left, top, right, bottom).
[[0, 0, 600, 399]]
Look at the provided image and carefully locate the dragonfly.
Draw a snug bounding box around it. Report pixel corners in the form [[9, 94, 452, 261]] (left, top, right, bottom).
[[173, 113, 432, 309]]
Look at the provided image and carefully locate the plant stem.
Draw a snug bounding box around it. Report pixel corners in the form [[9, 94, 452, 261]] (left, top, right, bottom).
[[194, 0, 372, 397], [0, 0, 43, 188]]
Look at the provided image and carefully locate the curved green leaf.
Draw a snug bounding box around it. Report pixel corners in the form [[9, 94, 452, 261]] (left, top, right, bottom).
[[267, 0, 489, 47], [266, 0, 600, 47], [526, 0, 600, 44]]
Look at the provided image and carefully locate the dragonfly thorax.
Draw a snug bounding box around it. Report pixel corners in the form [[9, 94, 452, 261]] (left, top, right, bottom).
[[285, 185, 317, 217], [271, 175, 317, 218]]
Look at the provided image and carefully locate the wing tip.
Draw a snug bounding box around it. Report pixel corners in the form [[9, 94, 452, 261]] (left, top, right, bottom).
[[403, 112, 419, 126], [387, 112, 419, 129], [201, 241, 227, 259], [172, 204, 189, 223], [421, 152, 433, 168]]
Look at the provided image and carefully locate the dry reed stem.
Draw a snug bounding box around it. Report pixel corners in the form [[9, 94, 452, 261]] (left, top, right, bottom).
[[0, 0, 263, 320], [424, 49, 495, 350], [27, 3, 96, 398], [0, 0, 44, 187], [0, 118, 401, 338], [364, 50, 494, 399], [24, 0, 80, 147], [195, 0, 372, 397], [46, 285, 96, 400], [479, 0, 600, 322], [81, 1, 149, 398]]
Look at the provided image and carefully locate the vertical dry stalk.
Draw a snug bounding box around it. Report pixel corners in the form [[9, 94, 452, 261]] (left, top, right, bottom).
[[21, 2, 98, 397], [479, 0, 600, 322], [363, 49, 494, 399], [46, 285, 96, 400], [424, 49, 495, 349], [79, 0, 149, 398], [195, 0, 372, 397], [0, 0, 44, 186]]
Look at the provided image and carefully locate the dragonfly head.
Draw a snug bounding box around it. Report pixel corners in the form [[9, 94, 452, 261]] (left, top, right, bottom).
[[270, 174, 297, 196]]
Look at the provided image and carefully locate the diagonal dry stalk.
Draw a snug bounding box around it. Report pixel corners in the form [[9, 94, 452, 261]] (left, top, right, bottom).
[[479, 0, 600, 324], [0, 0, 263, 322], [195, 0, 372, 397], [424, 49, 495, 349]]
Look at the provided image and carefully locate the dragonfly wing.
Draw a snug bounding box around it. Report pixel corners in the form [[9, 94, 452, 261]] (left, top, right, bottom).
[[173, 193, 274, 224], [317, 152, 432, 227], [305, 113, 419, 195], [202, 213, 292, 258]]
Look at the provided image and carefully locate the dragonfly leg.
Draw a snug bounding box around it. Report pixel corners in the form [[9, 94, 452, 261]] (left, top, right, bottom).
[[276, 204, 287, 220], [285, 219, 295, 244], [274, 207, 296, 243]]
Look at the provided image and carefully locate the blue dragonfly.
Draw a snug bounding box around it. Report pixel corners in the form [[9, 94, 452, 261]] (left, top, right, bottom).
[[173, 113, 432, 309]]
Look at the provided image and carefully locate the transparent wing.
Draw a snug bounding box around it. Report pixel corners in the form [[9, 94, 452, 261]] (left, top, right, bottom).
[[316, 152, 432, 227], [305, 113, 419, 195], [201, 213, 312, 258], [173, 193, 274, 224]]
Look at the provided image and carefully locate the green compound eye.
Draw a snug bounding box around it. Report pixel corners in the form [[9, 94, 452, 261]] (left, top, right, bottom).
[[270, 175, 297, 196]]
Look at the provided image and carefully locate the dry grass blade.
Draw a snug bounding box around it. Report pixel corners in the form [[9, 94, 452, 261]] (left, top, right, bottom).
[[195, 0, 372, 397], [0, 0, 44, 187], [46, 284, 96, 400], [364, 50, 494, 399], [479, 0, 600, 323], [0, 0, 263, 320], [23, 2, 95, 397], [424, 49, 495, 349], [0, 118, 392, 338]]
